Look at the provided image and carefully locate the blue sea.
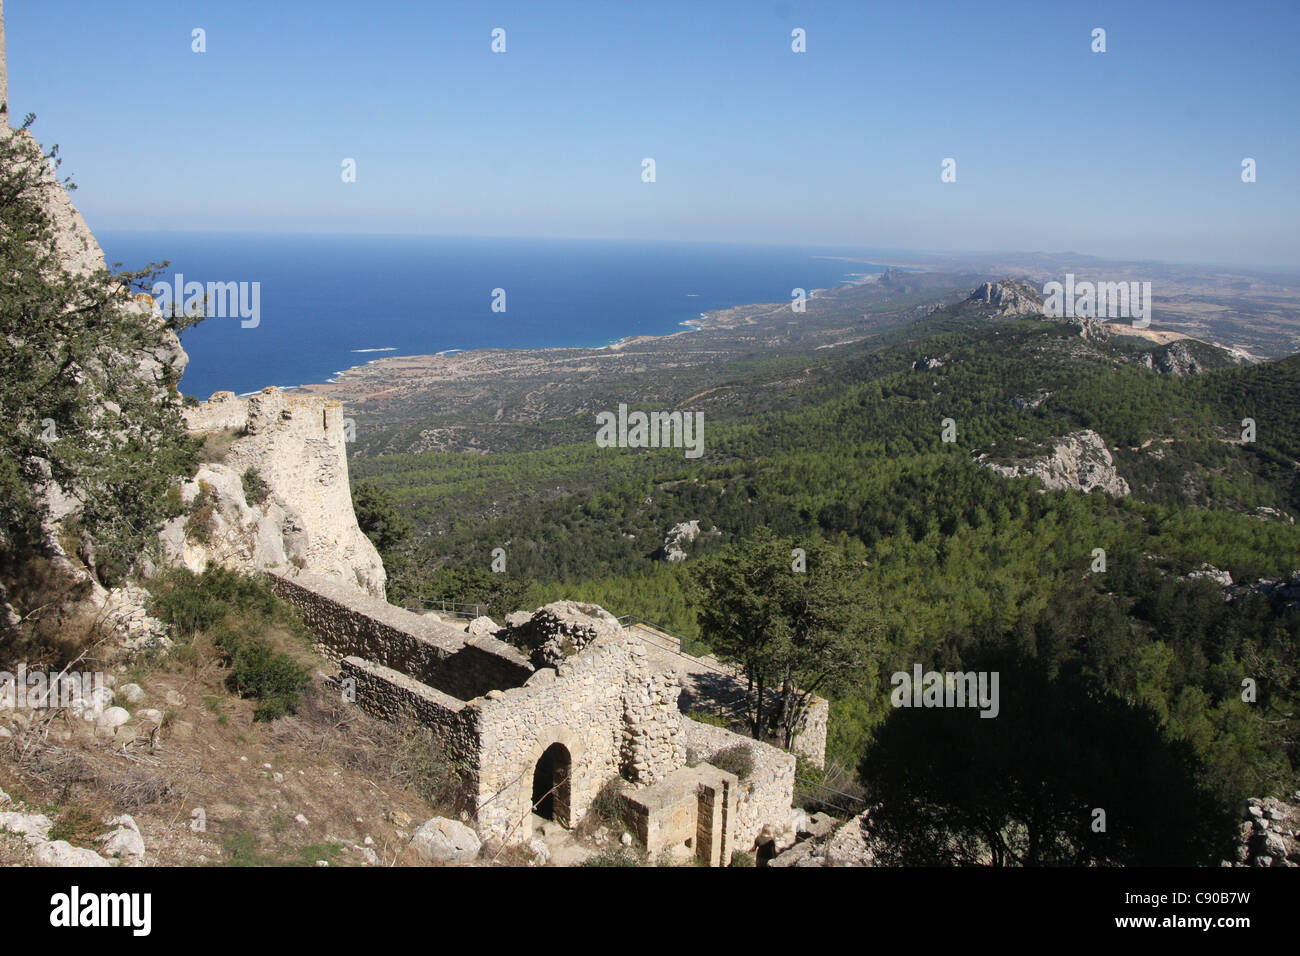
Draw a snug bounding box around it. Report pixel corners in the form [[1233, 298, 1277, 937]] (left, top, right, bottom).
[[97, 233, 887, 399]]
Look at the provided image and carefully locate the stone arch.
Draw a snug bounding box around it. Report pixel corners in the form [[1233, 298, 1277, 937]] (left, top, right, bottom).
[[526, 726, 583, 829]]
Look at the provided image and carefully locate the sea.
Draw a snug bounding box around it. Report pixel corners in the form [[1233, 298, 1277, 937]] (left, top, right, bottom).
[[97, 232, 887, 399]]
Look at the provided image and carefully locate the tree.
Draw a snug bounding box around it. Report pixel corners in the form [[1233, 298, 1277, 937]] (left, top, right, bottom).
[[691, 529, 876, 744], [0, 119, 199, 585], [351, 483, 411, 555], [859, 651, 1235, 866]]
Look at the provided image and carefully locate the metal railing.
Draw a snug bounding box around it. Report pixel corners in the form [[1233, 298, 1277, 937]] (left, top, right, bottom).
[[405, 598, 485, 619], [614, 614, 709, 657]]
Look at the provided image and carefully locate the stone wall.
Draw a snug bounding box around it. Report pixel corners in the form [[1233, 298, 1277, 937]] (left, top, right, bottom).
[[181, 390, 247, 432], [340, 656, 480, 772], [619, 764, 739, 865], [270, 570, 533, 701], [259, 567, 799, 858], [790, 696, 829, 770], [620, 653, 686, 786], [681, 718, 798, 852]]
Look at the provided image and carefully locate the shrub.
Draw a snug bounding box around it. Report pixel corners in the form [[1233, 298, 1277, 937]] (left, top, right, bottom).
[[708, 744, 755, 781], [383, 720, 472, 811], [577, 776, 626, 835], [0, 120, 201, 587], [221, 634, 309, 721], [146, 567, 314, 720], [581, 845, 643, 867], [147, 566, 291, 638], [184, 481, 218, 544], [241, 467, 270, 506]]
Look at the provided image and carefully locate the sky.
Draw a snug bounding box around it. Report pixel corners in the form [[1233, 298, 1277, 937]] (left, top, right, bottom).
[[5, 0, 1299, 268]]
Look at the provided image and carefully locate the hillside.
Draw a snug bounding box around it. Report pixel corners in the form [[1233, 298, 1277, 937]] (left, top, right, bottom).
[[351, 282, 1300, 821]]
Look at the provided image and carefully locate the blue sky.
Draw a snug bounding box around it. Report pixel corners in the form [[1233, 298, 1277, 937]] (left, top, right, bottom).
[[7, 0, 1299, 267]]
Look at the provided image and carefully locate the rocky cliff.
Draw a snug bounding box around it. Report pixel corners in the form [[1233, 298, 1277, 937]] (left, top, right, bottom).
[[967, 278, 1042, 317], [976, 429, 1131, 497]]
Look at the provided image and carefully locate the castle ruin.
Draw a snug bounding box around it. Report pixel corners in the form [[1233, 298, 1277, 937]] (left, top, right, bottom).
[[179, 387, 819, 864]]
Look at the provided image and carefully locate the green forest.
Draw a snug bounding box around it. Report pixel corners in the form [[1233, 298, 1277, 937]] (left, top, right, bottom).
[[352, 296, 1300, 863]]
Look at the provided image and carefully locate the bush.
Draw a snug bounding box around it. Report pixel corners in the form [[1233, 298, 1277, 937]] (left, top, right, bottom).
[[221, 635, 310, 722], [148, 566, 291, 638], [146, 567, 314, 720], [578, 776, 626, 835], [708, 743, 755, 781], [581, 845, 643, 867], [0, 120, 201, 586], [383, 721, 472, 811], [241, 467, 270, 506], [184, 481, 218, 544]]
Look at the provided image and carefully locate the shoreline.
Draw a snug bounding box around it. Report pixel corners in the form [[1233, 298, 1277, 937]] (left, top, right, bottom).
[[294, 272, 881, 395]]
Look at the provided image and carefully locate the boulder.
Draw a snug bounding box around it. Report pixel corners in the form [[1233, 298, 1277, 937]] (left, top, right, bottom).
[[99, 815, 146, 866], [0, 811, 53, 843], [96, 707, 132, 732], [410, 817, 481, 865], [466, 616, 500, 637], [33, 840, 113, 867], [527, 838, 551, 866]]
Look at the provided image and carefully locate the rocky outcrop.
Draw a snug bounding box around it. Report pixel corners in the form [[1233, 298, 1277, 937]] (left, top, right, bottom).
[[1228, 570, 1300, 616], [1140, 340, 1203, 376], [169, 388, 386, 598], [967, 279, 1042, 316], [1228, 797, 1300, 867], [496, 601, 624, 669], [977, 429, 1131, 497], [1188, 564, 1233, 588], [658, 520, 701, 563], [966, 278, 1109, 339], [769, 810, 875, 867]]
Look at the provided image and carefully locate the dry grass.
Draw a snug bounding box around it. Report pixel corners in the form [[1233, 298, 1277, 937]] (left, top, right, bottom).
[[3, 666, 473, 866], [197, 427, 242, 464], [1, 554, 107, 671]]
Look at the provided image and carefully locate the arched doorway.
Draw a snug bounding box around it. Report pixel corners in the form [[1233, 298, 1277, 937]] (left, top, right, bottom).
[[531, 742, 572, 827]]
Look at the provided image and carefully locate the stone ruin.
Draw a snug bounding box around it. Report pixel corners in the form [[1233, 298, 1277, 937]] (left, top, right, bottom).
[[267, 570, 806, 865], [167, 388, 387, 598], [170, 388, 819, 864]]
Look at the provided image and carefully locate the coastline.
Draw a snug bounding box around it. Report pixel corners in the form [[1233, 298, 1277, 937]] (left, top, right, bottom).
[[294, 272, 881, 399]]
